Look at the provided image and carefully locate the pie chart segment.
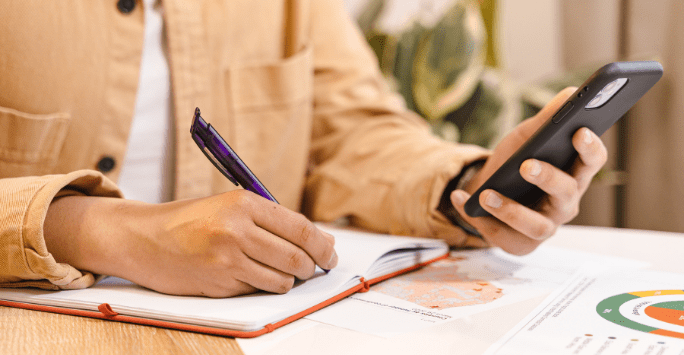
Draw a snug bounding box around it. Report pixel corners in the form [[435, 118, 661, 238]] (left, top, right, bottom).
[[596, 293, 657, 333], [645, 301, 684, 327], [597, 290, 684, 340]]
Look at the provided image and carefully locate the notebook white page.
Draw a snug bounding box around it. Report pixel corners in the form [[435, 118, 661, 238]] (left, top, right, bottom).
[[0, 225, 447, 332]]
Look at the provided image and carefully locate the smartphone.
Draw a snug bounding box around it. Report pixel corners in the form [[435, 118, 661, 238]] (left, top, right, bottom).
[[464, 61, 663, 218]]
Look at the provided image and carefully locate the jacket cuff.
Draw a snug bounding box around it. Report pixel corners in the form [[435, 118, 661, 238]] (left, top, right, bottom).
[[0, 170, 121, 290], [419, 144, 490, 248], [437, 159, 486, 237]]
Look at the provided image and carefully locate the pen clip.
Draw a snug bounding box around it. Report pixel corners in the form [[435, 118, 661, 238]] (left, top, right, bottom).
[[191, 107, 239, 186], [191, 107, 278, 204], [200, 146, 239, 186]]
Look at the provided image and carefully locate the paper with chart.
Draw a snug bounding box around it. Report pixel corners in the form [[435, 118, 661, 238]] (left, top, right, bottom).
[[485, 269, 684, 355], [305, 245, 648, 337]]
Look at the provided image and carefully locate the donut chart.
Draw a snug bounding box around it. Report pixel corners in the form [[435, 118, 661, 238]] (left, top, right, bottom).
[[597, 290, 684, 339]]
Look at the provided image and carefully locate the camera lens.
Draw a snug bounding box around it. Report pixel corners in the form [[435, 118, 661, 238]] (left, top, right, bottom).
[[603, 81, 617, 93], [587, 93, 603, 107]]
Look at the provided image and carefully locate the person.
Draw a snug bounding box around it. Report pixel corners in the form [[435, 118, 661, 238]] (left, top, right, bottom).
[[0, 0, 606, 298]]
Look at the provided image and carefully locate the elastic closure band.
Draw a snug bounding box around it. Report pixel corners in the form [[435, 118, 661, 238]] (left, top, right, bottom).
[[358, 277, 371, 293], [98, 303, 119, 317]]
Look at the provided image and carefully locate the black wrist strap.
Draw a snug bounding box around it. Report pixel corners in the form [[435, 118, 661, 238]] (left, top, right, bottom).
[[437, 160, 486, 237]]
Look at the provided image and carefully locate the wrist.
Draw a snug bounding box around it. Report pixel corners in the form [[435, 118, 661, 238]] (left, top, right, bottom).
[[437, 160, 485, 236], [44, 195, 155, 280]]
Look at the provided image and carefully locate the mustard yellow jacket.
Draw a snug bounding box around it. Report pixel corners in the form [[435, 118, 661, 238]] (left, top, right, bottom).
[[0, 0, 488, 290]]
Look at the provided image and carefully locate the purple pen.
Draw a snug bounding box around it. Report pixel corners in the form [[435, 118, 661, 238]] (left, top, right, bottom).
[[191, 107, 279, 203]]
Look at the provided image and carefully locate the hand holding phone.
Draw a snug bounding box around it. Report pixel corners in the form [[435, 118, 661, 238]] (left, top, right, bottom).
[[464, 61, 663, 218]]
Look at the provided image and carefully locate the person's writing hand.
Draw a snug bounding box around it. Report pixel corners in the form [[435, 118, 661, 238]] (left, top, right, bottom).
[[44, 190, 338, 297], [450, 87, 608, 255]]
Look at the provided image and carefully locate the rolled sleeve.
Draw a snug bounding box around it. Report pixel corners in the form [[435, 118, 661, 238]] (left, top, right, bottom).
[[305, 122, 490, 244], [0, 170, 121, 290], [304, 0, 491, 246]]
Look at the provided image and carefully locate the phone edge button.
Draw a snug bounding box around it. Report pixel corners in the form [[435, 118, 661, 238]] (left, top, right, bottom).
[[552, 102, 574, 124]]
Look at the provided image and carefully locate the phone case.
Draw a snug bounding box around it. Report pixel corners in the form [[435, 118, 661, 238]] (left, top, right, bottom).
[[464, 61, 663, 217]]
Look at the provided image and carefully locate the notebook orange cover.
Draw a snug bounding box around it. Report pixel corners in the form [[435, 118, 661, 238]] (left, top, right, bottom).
[[0, 225, 448, 338]]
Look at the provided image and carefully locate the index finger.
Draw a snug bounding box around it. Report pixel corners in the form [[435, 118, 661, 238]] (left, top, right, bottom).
[[247, 196, 338, 271], [536, 87, 578, 120], [512, 87, 578, 144]]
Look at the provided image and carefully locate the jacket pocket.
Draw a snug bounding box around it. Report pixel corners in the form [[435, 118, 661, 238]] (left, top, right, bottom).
[[227, 46, 313, 112], [0, 106, 71, 178], [224, 47, 314, 209]]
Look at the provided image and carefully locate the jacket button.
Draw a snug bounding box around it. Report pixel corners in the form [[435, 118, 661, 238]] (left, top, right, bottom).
[[97, 156, 116, 173], [117, 0, 136, 14]]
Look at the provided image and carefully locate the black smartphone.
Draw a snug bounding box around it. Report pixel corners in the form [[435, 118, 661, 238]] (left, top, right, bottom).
[[464, 61, 663, 218]]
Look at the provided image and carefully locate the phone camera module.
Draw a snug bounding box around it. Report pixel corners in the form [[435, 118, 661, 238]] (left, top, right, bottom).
[[587, 93, 603, 107], [585, 78, 628, 109], [603, 80, 618, 92]]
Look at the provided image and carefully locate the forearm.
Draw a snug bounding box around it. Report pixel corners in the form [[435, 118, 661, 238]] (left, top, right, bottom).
[[43, 195, 153, 280]]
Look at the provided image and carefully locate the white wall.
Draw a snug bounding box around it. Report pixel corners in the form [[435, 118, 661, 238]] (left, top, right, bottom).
[[497, 0, 563, 83]]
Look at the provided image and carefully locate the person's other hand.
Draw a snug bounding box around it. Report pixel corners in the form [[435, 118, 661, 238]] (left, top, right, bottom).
[[44, 190, 338, 297], [450, 87, 608, 255]]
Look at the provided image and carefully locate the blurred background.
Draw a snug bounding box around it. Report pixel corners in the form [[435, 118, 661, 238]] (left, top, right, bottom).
[[343, 0, 684, 233]]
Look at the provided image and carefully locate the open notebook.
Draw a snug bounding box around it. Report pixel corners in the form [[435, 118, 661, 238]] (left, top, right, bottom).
[[0, 224, 448, 338]]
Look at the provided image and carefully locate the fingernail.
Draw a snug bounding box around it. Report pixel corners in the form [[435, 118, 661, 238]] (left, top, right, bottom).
[[327, 250, 338, 269], [485, 191, 502, 208], [584, 128, 593, 144], [527, 160, 541, 177], [451, 190, 468, 205], [322, 268, 331, 274]]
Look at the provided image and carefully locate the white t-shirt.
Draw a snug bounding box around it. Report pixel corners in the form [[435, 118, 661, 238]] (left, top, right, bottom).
[[117, 0, 174, 203]]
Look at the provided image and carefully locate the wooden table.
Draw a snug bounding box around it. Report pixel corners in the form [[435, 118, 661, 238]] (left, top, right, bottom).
[[0, 304, 243, 354]]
